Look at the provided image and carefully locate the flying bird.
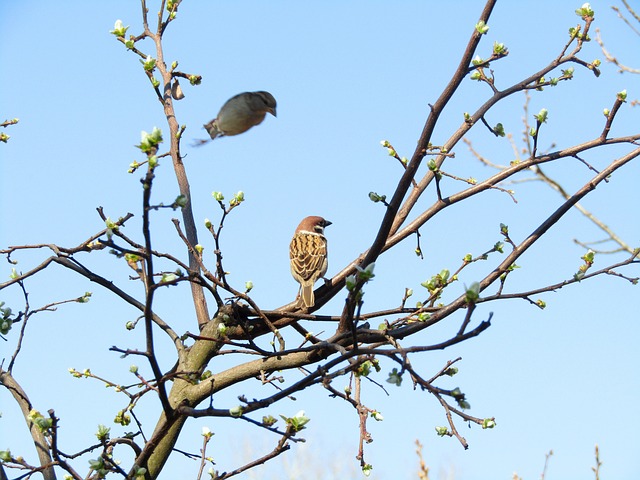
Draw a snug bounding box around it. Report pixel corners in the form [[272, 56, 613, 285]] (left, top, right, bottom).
[[200, 91, 277, 143], [289, 216, 331, 309]]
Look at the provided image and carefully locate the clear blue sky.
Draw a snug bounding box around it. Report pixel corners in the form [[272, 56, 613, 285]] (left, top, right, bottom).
[[1, 2, 639, 479]]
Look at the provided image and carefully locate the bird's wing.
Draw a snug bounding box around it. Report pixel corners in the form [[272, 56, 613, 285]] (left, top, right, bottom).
[[289, 233, 327, 282]]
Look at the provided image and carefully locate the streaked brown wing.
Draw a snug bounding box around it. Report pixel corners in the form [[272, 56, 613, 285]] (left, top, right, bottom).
[[289, 233, 327, 281]]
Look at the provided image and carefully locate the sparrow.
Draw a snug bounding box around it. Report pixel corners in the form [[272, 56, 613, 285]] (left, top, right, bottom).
[[202, 91, 277, 141], [289, 216, 332, 309]]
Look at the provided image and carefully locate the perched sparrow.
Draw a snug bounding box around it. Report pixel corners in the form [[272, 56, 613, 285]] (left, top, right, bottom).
[[290, 216, 332, 309], [203, 91, 277, 141]]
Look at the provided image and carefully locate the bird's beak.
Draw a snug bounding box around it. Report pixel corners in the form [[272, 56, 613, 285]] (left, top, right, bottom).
[[324, 220, 332, 227], [270, 108, 277, 117]]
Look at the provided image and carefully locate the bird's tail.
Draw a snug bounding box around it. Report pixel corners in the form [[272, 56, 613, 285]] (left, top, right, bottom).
[[203, 121, 221, 140], [300, 284, 315, 308]]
